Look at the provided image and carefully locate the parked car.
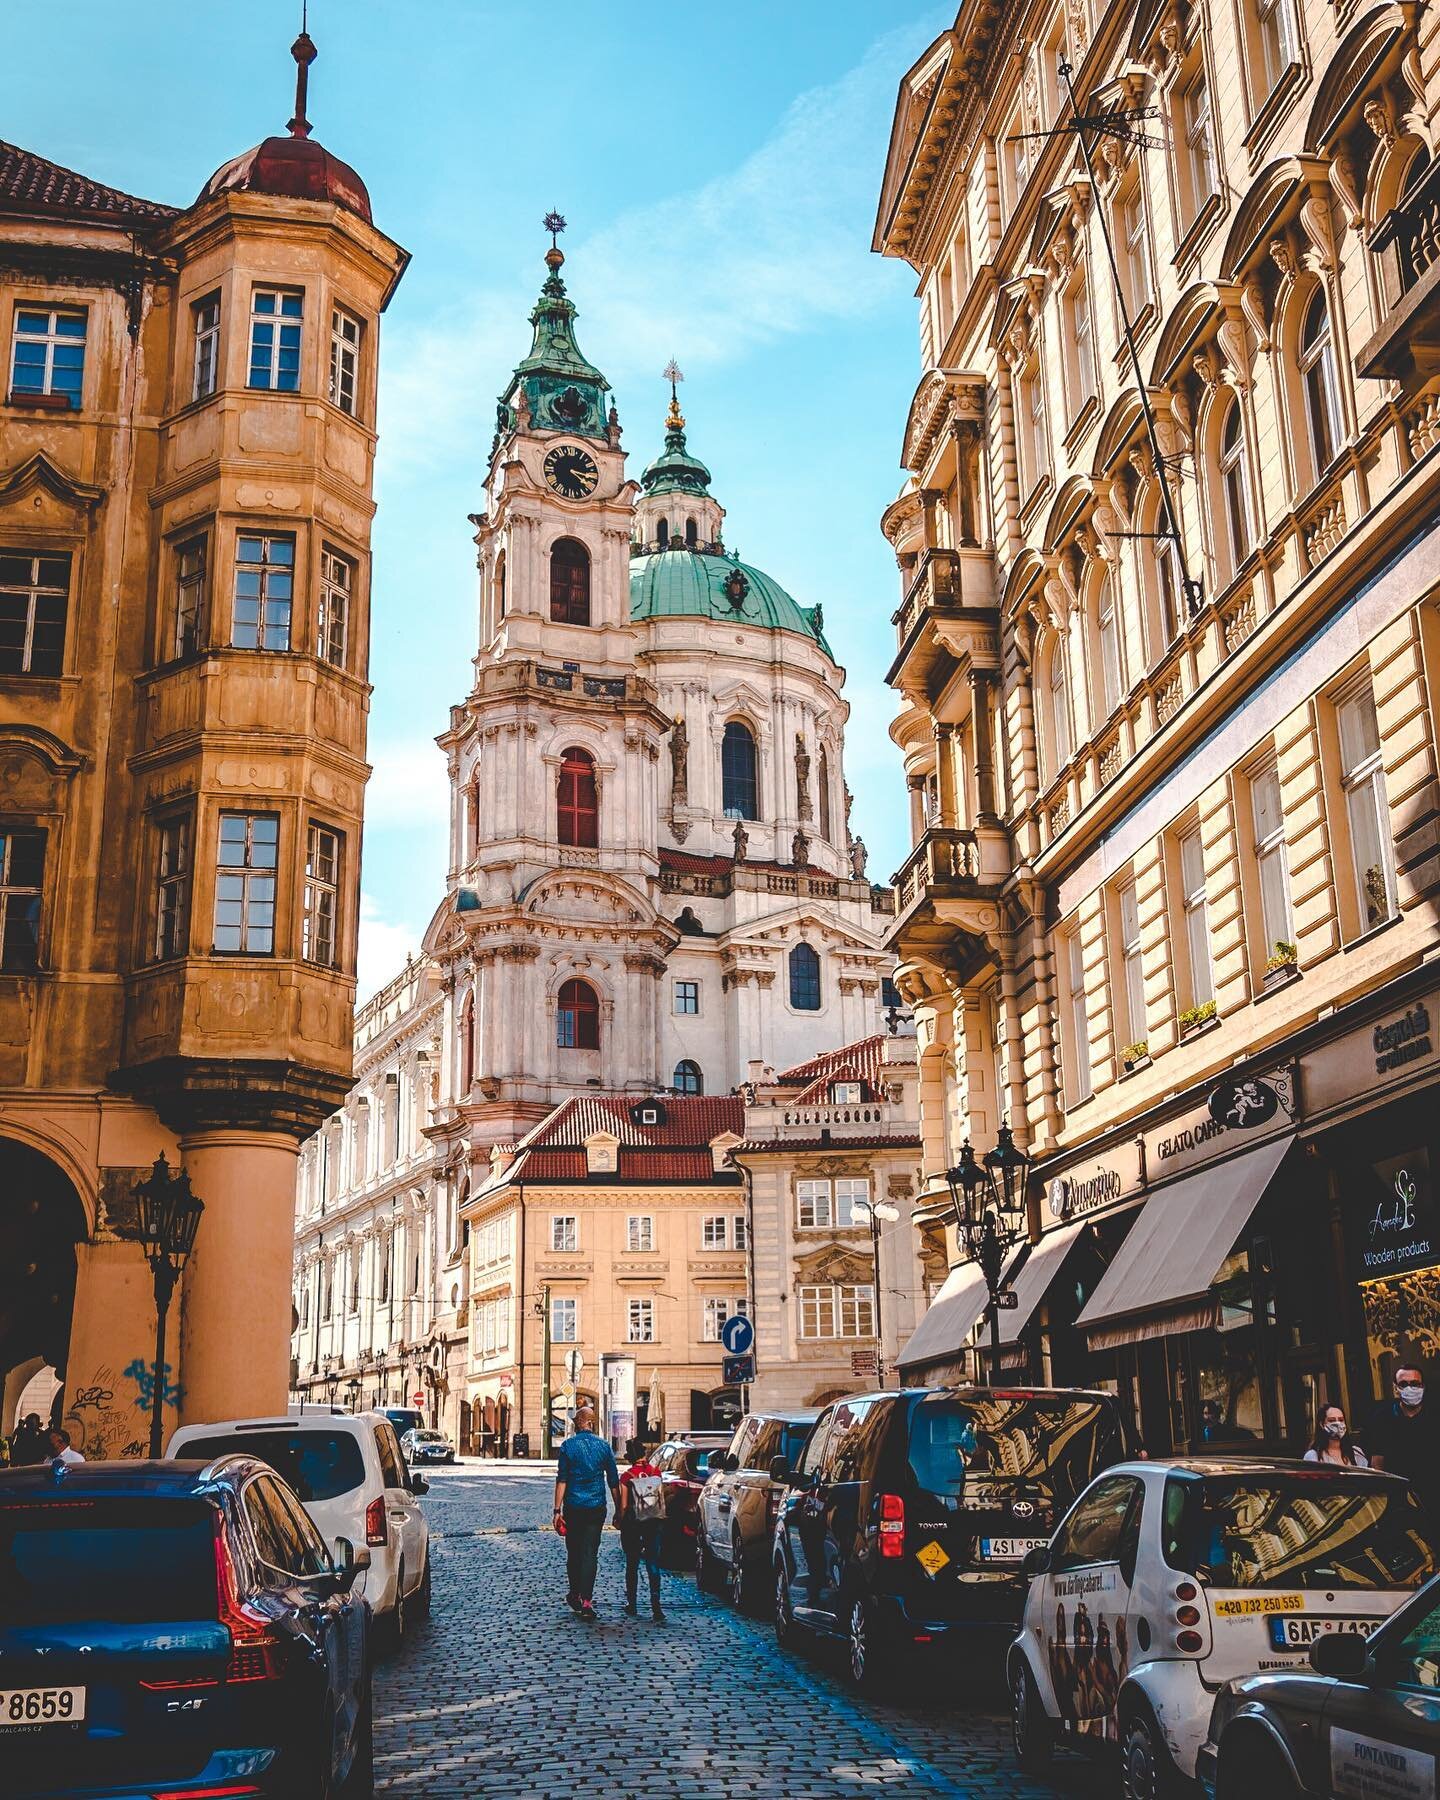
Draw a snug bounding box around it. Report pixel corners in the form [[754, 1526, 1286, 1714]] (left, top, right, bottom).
[[0, 1456, 372, 1799], [697, 1409, 819, 1610], [402, 1427, 456, 1465], [773, 1385, 1127, 1690], [1007, 1457, 1439, 1795], [645, 1437, 726, 1565], [1199, 1566, 1440, 1799], [169, 1409, 430, 1652]]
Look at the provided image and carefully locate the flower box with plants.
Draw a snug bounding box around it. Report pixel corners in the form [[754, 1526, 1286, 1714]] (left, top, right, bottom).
[[1119, 1040, 1150, 1074], [1178, 999, 1218, 1036], [1262, 941, 1299, 986]]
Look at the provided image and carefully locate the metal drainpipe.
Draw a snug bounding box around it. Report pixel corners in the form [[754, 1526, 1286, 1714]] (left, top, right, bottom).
[[515, 1184, 525, 1456]]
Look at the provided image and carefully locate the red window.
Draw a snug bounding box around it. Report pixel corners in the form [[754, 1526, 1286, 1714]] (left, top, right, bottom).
[[557, 978, 599, 1050], [550, 538, 590, 625], [557, 748, 598, 847]]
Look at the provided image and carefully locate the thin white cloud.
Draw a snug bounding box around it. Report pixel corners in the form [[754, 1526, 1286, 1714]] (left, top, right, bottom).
[[356, 893, 419, 1005], [378, 18, 936, 479], [365, 737, 450, 827]]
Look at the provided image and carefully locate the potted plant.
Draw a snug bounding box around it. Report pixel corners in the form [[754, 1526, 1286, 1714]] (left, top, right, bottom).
[[1178, 999, 1217, 1036], [1120, 1040, 1150, 1074], [1263, 940, 1299, 986]]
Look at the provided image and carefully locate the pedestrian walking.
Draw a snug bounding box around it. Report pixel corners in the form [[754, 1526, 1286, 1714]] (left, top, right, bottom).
[[1371, 1362, 1440, 1507], [9, 1413, 46, 1466], [552, 1404, 620, 1622], [618, 1451, 666, 1624], [1303, 1402, 1368, 1467], [47, 1427, 84, 1467]]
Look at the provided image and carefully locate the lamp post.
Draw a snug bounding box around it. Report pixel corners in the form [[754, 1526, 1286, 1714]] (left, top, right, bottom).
[[942, 1122, 1032, 1380], [346, 1376, 361, 1412], [375, 1349, 388, 1412], [132, 1155, 205, 1458], [852, 1196, 901, 1389], [324, 1359, 341, 1409]]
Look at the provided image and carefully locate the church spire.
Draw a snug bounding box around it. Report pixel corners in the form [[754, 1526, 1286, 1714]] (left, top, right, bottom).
[[496, 213, 613, 445], [288, 5, 316, 138], [641, 359, 713, 498]]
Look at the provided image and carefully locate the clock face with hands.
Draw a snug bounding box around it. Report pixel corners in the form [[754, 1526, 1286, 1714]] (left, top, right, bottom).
[[543, 443, 599, 500]]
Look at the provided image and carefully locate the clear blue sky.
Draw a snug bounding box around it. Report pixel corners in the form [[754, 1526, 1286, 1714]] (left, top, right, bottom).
[[15, 1, 947, 994]]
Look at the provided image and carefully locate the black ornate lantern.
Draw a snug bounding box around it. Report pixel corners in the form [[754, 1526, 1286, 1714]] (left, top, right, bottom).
[[132, 1155, 205, 1457], [943, 1124, 1033, 1376]]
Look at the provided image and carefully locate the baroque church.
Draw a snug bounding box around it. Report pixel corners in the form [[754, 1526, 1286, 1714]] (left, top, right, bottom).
[[422, 225, 897, 1151]]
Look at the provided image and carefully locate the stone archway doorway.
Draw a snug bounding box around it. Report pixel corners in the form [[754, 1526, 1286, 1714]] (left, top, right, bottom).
[[0, 1138, 87, 1443]]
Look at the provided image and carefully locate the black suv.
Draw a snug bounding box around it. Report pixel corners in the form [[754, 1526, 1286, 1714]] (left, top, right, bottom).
[[772, 1386, 1127, 1689]]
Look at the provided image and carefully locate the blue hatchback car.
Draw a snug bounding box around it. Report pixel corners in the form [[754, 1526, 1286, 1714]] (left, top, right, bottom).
[[0, 1457, 373, 1799]]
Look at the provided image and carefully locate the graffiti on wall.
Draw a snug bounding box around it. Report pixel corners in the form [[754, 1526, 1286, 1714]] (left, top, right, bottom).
[[62, 1358, 182, 1460]]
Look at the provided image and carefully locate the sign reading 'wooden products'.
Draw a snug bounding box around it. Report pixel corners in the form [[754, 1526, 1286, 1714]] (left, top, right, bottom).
[[1353, 1148, 1437, 1283]]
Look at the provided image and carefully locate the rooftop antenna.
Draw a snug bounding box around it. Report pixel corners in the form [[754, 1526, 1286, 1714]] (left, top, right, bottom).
[[289, 3, 317, 139], [1008, 59, 1203, 617]]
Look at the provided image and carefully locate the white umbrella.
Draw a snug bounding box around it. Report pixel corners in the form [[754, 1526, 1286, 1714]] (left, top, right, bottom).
[[647, 1367, 665, 1440]]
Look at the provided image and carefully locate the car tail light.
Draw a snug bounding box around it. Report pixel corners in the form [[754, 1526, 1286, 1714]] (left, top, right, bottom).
[[1176, 1605, 1200, 1626], [1175, 1581, 1198, 1601], [213, 1520, 282, 1684], [365, 1494, 388, 1547], [879, 1492, 905, 1558], [140, 1675, 221, 1692], [1176, 1629, 1204, 1653]]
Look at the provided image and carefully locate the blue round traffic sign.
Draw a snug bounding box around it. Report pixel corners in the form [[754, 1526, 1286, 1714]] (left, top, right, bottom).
[[720, 1314, 754, 1355]]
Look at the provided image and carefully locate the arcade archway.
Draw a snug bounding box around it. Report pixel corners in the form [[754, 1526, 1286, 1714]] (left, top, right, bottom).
[[0, 1138, 87, 1433]]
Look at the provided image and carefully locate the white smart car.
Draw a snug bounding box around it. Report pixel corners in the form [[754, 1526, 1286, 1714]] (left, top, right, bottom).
[[1006, 1456, 1438, 1795], [169, 1408, 431, 1651]]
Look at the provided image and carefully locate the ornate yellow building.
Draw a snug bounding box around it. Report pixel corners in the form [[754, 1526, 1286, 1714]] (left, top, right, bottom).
[[877, 1, 1440, 1448], [0, 36, 405, 1449]]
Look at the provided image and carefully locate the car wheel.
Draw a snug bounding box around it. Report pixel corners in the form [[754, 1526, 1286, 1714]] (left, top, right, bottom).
[[847, 1594, 884, 1693], [1120, 1704, 1180, 1800], [727, 1534, 749, 1612], [774, 1562, 800, 1648], [1010, 1662, 1052, 1774], [1215, 1731, 1299, 1800], [337, 1672, 374, 1800]]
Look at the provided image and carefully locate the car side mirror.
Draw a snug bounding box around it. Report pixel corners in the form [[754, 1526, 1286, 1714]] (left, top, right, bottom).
[[725, 1452, 741, 1472], [1021, 1546, 1052, 1580], [409, 1473, 429, 1497], [1310, 1632, 1371, 1678], [768, 1456, 790, 1484]]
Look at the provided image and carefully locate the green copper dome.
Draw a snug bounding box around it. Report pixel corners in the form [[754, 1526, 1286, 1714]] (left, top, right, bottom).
[[641, 395, 712, 498], [629, 550, 832, 656], [497, 242, 612, 444]]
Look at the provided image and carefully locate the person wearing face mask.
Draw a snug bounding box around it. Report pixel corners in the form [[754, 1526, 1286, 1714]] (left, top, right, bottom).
[[1303, 1403, 1367, 1466], [1370, 1363, 1440, 1506]]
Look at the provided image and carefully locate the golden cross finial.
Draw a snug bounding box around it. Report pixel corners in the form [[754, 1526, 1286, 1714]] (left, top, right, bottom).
[[663, 359, 685, 431]]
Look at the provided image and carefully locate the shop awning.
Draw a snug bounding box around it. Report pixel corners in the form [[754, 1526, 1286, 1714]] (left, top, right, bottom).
[[1076, 1136, 1293, 1351], [998, 1220, 1087, 1346], [897, 1258, 990, 1371]]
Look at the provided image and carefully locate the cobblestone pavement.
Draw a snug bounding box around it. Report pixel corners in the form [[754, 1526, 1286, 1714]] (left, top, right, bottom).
[[373, 1464, 1105, 1799]]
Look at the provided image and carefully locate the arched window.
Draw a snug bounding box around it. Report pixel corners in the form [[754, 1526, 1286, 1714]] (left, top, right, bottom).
[[494, 550, 506, 622], [1094, 575, 1123, 720], [550, 537, 591, 625], [1218, 397, 1251, 573], [557, 978, 600, 1050], [818, 746, 832, 841], [460, 990, 475, 1094], [685, 516, 698, 547], [721, 720, 759, 820], [656, 517, 669, 548], [1299, 288, 1343, 477], [789, 942, 821, 1010], [673, 1058, 703, 1095], [557, 747, 598, 847], [1041, 632, 1071, 783]]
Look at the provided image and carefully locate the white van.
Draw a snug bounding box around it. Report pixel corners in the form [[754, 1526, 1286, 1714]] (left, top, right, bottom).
[[169, 1409, 431, 1651], [1007, 1457, 1438, 1792]]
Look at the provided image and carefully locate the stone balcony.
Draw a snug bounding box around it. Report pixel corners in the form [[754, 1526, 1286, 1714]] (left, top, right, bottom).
[[887, 824, 1010, 954], [1358, 158, 1440, 380], [887, 546, 997, 698]]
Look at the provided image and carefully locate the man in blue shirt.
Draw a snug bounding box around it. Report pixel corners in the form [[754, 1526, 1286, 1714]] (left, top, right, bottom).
[[553, 1405, 621, 1620]]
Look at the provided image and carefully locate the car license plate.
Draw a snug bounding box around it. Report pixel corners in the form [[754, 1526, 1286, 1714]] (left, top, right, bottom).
[[0, 1685, 85, 1730], [981, 1537, 1047, 1561], [1268, 1614, 1373, 1649]]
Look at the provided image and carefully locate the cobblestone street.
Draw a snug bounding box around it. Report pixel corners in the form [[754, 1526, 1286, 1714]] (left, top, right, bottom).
[[374, 1465, 1103, 1799]]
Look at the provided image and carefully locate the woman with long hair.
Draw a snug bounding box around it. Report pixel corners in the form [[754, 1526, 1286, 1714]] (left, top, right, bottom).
[[1303, 1402, 1368, 1467]]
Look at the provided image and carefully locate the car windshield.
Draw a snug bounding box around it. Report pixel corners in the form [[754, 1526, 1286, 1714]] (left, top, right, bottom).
[[182, 1429, 366, 1503], [1167, 1474, 1440, 1591], [412, 1432, 445, 1443], [0, 1497, 217, 1625], [907, 1392, 1122, 1505]]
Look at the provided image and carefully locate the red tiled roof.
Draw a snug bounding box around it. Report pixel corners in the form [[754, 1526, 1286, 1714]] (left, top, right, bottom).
[[508, 1143, 740, 1186], [777, 1034, 889, 1100], [528, 1093, 744, 1148], [0, 140, 179, 224]]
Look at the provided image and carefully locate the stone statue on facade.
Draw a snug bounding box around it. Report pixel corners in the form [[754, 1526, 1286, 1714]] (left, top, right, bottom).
[[732, 818, 748, 862], [795, 734, 812, 821], [792, 828, 810, 868], [849, 835, 868, 879], [669, 715, 689, 804]]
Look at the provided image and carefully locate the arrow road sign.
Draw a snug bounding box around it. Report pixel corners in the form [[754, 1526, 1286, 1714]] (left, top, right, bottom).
[[722, 1353, 755, 1385], [720, 1314, 754, 1355]]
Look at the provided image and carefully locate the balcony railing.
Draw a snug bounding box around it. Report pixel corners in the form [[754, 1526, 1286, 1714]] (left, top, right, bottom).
[[892, 547, 964, 647], [1359, 158, 1440, 377], [892, 827, 982, 915]]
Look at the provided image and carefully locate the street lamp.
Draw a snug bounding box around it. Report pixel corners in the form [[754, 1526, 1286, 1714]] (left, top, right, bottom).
[[324, 1359, 341, 1409], [346, 1376, 361, 1412], [133, 1155, 205, 1458], [942, 1122, 1032, 1379], [852, 1195, 900, 1389], [375, 1349, 388, 1411]]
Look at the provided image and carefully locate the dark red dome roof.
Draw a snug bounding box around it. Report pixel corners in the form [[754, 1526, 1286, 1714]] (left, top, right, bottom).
[[198, 134, 371, 223]]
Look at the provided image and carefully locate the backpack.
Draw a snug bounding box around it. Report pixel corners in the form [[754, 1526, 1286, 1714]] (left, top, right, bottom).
[[628, 1473, 666, 1523]]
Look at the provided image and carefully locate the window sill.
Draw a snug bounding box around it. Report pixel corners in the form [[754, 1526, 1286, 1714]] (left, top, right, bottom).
[[1345, 912, 1402, 953], [1256, 963, 1302, 999], [7, 389, 76, 412], [1062, 393, 1102, 458], [1171, 190, 1227, 276], [1242, 61, 1307, 165], [1018, 475, 1055, 536], [1119, 1055, 1153, 1078], [1179, 1012, 1221, 1042]]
